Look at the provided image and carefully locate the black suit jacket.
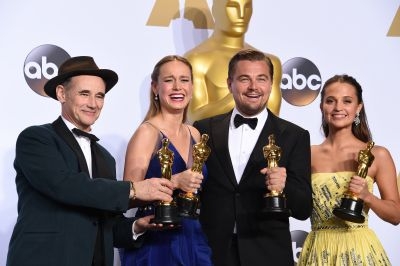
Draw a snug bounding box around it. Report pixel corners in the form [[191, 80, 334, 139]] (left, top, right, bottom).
[[7, 117, 140, 266], [194, 109, 312, 266]]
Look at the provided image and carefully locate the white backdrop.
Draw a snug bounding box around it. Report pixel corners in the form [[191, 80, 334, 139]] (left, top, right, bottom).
[[1, 1, 399, 265]]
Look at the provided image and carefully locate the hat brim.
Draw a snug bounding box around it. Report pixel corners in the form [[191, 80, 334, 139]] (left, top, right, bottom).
[[44, 69, 118, 100]]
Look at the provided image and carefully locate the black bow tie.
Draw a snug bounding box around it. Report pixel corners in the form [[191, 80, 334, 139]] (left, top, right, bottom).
[[72, 128, 99, 142], [234, 114, 258, 130]]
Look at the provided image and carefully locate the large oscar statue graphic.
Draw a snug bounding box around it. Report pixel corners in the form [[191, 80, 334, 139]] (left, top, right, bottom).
[[261, 134, 291, 217], [333, 141, 375, 223], [177, 134, 211, 218], [151, 138, 181, 225], [184, 0, 282, 123]]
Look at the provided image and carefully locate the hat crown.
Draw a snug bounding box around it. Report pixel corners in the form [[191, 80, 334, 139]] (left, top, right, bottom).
[[44, 56, 118, 100], [58, 56, 99, 75]]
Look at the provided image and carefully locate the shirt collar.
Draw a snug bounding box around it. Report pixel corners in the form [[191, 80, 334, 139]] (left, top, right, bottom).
[[61, 116, 94, 134]]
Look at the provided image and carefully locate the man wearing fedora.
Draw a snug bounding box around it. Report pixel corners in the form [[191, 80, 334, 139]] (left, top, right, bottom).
[[6, 56, 175, 266]]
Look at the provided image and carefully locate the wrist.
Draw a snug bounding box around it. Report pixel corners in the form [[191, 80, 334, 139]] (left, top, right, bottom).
[[129, 181, 136, 200], [170, 175, 178, 189], [132, 220, 146, 240], [362, 191, 374, 205]]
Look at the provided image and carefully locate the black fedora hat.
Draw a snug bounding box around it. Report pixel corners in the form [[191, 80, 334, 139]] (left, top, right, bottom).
[[44, 56, 118, 100]]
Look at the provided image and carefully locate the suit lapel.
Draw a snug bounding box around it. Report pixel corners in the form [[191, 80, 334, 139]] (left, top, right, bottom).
[[52, 116, 90, 175], [212, 112, 238, 186], [91, 142, 113, 179]]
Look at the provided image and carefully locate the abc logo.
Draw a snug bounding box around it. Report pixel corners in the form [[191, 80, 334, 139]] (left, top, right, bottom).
[[280, 57, 322, 106], [23, 44, 70, 97], [291, 230, 308, 265]]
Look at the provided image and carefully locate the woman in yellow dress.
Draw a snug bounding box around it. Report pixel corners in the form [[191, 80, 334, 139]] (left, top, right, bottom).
[[298, 74, 400, 265]]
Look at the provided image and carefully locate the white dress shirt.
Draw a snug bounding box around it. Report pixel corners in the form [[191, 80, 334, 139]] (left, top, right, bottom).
[[62, 117, 93, 178], [228, 108, 268, 183]]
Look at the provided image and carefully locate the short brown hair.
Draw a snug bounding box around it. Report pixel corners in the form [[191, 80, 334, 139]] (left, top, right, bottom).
[[228, 49, 274, 80]]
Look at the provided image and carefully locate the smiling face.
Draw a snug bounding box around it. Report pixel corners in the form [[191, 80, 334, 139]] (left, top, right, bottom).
[[228, 60, 272, 116], [321, 81, 362, 131], [56, 75, 106, 131], [152, 60, 193, 115]]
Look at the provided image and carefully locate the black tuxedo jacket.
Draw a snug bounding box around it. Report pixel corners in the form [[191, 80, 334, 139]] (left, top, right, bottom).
[[7, 117, 140, 266], [194, 109, 312, 266]]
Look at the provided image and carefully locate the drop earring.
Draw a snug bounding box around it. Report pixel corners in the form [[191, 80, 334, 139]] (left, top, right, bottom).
[[354, 113, 360, 126], [154, 94, 158, 101]]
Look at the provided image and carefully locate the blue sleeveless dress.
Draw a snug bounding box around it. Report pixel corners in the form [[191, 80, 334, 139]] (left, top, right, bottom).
[[120, 133, 212, 266]]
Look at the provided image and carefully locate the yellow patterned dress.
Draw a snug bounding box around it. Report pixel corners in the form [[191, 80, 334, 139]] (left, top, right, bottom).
[[298, 172, 391, 266]]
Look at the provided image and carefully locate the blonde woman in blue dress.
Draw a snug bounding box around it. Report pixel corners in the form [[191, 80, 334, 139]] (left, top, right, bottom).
[[298, 74, 400, 265], [120, 55, 212, 266]]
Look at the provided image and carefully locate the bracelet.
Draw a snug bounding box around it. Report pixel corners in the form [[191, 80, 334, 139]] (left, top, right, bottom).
[[129, 181, 136, 200]]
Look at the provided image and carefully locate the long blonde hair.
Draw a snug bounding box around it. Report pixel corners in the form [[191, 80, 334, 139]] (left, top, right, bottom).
[[143, 55, 193, 123]]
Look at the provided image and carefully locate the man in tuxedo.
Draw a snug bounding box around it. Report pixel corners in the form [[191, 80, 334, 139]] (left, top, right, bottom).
[[193, 49, 312, 266], [6, 56, 174, 266]]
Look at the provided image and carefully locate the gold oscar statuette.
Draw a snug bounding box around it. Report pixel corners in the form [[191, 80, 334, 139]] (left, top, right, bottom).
[[260, 134, 291, 218], [177, 134, 211, 218], [333, 141, 375, 223], [150, 138, 181, 225]]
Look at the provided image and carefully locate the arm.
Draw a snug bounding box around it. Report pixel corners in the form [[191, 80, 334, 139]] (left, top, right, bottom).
[[16, 126, 130, 212], [113, 216, 145, 248], [124, 123, 159, 182], [187, 55, 235, 122], [189, 93, 235, 122], [352, 146, 400, 225], [121, 123, 176, 240], [187, 56, 209, 121], [170, 125, 204, 192], [123, 123, 173, 204], [284, 130, 312, 220], [265, 52, 282, 116]]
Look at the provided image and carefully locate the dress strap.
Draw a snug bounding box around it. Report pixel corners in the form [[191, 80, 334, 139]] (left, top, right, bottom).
[[185, 124, 195, 168], [143, 121, 167, 138], [142, 121, 164, 150], [186, 124, 196, 144]]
